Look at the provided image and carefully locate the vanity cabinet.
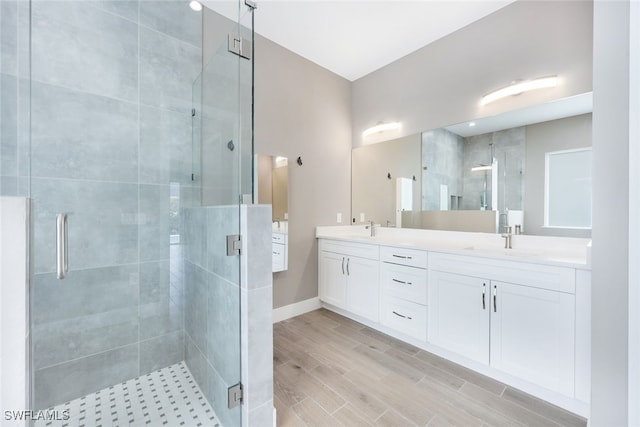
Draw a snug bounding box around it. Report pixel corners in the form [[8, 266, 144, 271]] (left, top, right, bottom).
[[272, 232, 288, 272], [428, 253, 576, 397], [428, 271, 490, 364], [319, 240, 379, 322], [379, 246, 428, 341]]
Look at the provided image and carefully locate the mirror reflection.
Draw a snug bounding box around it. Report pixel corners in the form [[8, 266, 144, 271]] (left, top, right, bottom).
[[352, 93, 592, 238], [256, 154, 289, 272]]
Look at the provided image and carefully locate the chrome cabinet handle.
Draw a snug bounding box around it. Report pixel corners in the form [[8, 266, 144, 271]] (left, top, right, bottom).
[[392, 311, 412, 320], [392, 278, 412, 285], [56, 213, 68, 280], [392, 254, 412, 260], [346, 258, 350, 276], [341, 257, 345, 275], [482, 283, 486, 310], [493, 285, 497, 312]]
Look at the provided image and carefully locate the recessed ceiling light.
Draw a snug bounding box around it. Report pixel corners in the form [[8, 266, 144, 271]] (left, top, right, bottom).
[[469, 122, 476, 127], [189, 1, 202, 12]]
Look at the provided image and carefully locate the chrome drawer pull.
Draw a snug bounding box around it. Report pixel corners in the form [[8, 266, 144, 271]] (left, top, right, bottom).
[[392, 311, 412, 320], [392, 254, 412, 260], [392, 278, 412, 285]]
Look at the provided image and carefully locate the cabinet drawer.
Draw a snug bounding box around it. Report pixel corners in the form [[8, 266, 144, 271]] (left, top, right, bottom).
[[381, 263, 427, 305], [380, 246, 427, 269], [380, 296, 427, 342], [319, 239, 379, 260], [272, 242, 285, 272], [272, 232, 288, 244]]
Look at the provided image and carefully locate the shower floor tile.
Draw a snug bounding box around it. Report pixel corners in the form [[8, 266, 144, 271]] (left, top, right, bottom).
[[35, 361, 220, 427]]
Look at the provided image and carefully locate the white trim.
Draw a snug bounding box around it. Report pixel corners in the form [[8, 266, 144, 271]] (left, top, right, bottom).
[[629, 0, 640, 424], [272, 297, 321, 323]]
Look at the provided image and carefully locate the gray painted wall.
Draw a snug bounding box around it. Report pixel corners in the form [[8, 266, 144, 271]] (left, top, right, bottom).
[[254, 36, 352, 309], [352, 0, 593, 147], [525, 114, 592, 238]]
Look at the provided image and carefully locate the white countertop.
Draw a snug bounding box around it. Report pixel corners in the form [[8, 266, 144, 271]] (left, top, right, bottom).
[[316, 225, 591, 269], [272, 221, 288, 234]]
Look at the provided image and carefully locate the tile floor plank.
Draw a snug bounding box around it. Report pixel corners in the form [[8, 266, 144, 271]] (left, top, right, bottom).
[[291, 397, 337, 427], [311, 364, 388, 422], [415, 349, 507, 396], [275, 362, 346, 414], [275, 310, 587, 427]]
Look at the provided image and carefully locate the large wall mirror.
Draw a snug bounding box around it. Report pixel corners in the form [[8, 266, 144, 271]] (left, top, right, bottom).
[[256, 154, 289, 272], [352, 93, 592, 238]]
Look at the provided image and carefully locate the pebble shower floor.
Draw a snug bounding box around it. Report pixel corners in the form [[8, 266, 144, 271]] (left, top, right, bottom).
[[35, 362, 220, 427]]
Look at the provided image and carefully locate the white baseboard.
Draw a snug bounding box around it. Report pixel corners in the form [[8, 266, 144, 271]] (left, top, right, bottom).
[[272, 297, 321, 323]]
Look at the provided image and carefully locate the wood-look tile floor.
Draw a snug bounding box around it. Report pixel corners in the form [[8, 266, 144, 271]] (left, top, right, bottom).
[[274, 309, 587, 427]]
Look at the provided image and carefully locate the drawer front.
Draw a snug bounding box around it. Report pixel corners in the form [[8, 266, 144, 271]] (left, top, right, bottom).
[[380, 296, 427, 342], [272, 242, 285, 271], [381, 263, 427, 305], [380, 246, 427, 269], [319, 239, 379, 260], [272, 232, 288, 244]]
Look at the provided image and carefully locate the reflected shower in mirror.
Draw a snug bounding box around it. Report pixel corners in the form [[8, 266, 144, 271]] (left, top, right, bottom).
[[255, 154, 289, 272], [352, 93, 593, 237]]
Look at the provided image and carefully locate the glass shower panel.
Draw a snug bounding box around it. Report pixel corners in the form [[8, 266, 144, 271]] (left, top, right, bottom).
[[0, 0, 30, 197], [26, 1, 246, 425], [183, 3, 254, 424]]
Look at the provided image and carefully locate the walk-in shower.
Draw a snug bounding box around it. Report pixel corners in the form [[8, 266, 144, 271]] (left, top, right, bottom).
[[0, 1, 260, 425]]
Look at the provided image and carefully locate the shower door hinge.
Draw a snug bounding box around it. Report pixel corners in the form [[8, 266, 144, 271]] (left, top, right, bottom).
[[228, 34, 252, 60], [228, 382, 243, 408], [226, 234, 242, 256]]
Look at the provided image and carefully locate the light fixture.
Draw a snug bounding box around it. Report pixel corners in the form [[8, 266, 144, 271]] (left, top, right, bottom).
[[362, 121, 400, 138], [189, 0, 202, 11], [469, 122, 476, 127], [481, 75, 558, 106], [471, 165, 492, 172]]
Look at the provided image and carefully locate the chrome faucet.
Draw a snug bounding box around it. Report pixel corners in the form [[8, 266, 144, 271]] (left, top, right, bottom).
[[501, 226, 512, 249], [273, 219, 280, 229], [386, 220, 396, 228], [365, 220, 376, 237]]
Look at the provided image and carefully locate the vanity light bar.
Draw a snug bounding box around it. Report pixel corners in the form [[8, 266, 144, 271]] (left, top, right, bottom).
[[363, 122, 400, 138], [481, 76, 558, 106]]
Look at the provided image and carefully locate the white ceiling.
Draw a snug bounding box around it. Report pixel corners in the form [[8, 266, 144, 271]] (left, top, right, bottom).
[[205, 0, 517, 81]]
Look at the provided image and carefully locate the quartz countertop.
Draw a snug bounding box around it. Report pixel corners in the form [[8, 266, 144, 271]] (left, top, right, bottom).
[[316, 225, 591, 270]]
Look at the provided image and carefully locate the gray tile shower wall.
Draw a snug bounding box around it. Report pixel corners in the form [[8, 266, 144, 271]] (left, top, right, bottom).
[[183, 205, 274, 427], [1, 0, 30, 197], [28, 0, 202, 410], [183, 205, 243, 427]]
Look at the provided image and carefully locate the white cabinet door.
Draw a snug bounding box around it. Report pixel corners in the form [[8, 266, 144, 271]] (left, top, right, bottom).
[[490, 281, 575, 396], [428, 271, 490, 364], [319, 251, 347, 308], [346, 256, 379, 322]]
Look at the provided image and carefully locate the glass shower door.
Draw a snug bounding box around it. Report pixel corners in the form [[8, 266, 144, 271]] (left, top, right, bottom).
[[26, 1, 249, 426]]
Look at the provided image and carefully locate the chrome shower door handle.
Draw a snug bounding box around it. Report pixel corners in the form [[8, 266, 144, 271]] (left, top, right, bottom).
[[56, 213, 68, 280]]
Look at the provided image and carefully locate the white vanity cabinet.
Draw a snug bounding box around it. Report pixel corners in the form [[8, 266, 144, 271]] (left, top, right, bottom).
[[379, 246, 428, 341], [272, 232, 288, 272], [318, 240, 380, 322], [428, 252, 576, 397], [428, 271, 490, 364]]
